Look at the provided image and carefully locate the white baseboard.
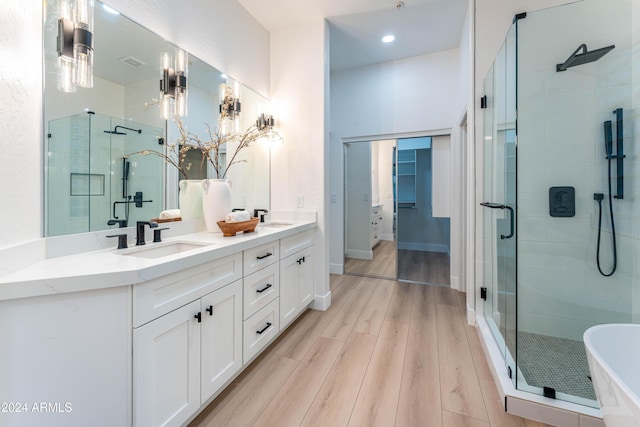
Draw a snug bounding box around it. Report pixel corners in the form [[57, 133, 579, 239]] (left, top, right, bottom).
[[467, 305, 476, 326], [329, 263, 344, 275], [450, 275, 460, 291], [345, 249, 372, 260], [397, 242, 450, 253], [310, 290, 331, 311]]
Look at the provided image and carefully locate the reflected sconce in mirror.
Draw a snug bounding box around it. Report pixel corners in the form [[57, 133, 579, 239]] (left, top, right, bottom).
[[256, 113, 275, 131], [160, 48, 188, 120], [219, 84, 241, 121], [56, 0, 95, 92]]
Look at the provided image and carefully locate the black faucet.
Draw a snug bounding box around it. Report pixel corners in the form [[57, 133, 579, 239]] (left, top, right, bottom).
[[253, 209, 269, 223], [136, 221, 158, 245], [106, 233, 128, 249], [107, 219, 128, 228]]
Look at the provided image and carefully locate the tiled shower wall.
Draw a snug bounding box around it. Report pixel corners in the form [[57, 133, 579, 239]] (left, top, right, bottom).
[[516, 0, 638, 340]]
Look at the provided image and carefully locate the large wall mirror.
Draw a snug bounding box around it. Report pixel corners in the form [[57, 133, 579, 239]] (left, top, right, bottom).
[[43, 0, 271, 236]]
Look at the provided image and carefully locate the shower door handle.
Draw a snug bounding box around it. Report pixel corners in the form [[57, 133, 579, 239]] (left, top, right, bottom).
[[501, 206, 514, 240], [480, 202, 514, 239]]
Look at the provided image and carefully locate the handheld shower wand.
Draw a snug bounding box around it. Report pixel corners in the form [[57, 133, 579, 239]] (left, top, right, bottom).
[[594, 110, 623, 277]]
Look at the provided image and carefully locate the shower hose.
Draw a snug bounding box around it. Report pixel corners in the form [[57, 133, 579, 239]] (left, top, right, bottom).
[[595, 155, 617, 277]]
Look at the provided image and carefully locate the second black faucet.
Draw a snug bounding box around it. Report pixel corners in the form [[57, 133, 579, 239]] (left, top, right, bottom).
[[136, 221, 158, 245]]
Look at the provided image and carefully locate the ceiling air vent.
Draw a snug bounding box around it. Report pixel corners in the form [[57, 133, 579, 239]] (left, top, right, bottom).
[[119, 56, 147, 68]]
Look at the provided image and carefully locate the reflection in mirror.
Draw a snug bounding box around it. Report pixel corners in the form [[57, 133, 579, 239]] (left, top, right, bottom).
[[46, 113, 163, 236], [344, 140, 397, 280], [43, 0, 271, 236]]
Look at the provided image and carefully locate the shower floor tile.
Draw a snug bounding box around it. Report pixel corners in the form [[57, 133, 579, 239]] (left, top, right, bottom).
[[515, 331, 596, 401]]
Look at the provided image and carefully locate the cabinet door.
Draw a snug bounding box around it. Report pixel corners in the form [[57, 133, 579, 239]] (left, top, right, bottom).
[[297, 246, 314, 308], [280, 247, 315, 329], [279, 253, 299, 329], [134, 300, 200, 427], [201, 280, 243, 403]]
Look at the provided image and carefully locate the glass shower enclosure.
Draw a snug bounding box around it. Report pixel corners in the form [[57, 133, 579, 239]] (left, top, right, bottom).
[[480, 0, 637, 409], [46, 112, 164, 236]]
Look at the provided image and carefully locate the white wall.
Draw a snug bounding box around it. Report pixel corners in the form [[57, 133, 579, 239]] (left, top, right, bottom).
[[0, 0, 269, 250], [329, 49, 461, 273], [0, 1, 44, 249], [270, 20, 330, 309]]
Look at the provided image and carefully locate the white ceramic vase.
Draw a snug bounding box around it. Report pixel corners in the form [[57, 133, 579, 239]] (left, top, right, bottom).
[[178, 180, 204, 220], [202, 179, 232, 232]]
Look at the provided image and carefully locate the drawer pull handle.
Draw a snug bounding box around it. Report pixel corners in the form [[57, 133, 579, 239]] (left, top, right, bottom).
[[256, 252, 273, 260], [206, 305, 213, 316], [297, 256, 305, 265], [256, 283, 272, 293], [194, 312, 202, 323], [256, 322, 272, 335]]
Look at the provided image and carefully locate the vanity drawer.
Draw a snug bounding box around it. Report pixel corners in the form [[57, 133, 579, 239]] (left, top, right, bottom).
[[243, 262, 280, 320], [133, 253, 242, 327], [243, 241, 279, 276], [280, 230, 314, 259], [243, 298, 280, 364]]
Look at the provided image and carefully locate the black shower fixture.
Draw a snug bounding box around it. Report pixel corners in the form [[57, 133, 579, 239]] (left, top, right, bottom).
[[104, 125, 142, 135], [594, 108, 624, 277], [556, 43, 615, 72]]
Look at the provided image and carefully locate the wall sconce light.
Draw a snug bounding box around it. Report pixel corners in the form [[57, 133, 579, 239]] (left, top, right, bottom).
[[256, 113, 283, 145], [159, 48, 188, 120], [56, 0, 95, 92], [256, 113, 275, 131], [219, 84, 241, 121]]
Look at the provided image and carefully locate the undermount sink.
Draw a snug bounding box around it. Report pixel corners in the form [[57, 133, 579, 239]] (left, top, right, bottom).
[[584, 324, 640, 427], [120, 241, 210, 259]]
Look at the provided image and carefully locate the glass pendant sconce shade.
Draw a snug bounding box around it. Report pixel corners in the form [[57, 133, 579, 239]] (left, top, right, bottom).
[[56, 0, 94, 92], [160, 48, 189, 120]]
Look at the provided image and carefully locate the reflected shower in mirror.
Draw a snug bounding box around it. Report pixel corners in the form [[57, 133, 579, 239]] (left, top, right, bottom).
[[43, 0, 271, 236], [344, 140, 397, 280], [47, 112, 163, 236]]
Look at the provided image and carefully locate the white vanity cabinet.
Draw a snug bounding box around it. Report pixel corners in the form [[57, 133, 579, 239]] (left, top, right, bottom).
[[133, 299, 201, 427], [279, 231, 315, 329], [133, 253, 244, 427], [134, 280, 243, 427]]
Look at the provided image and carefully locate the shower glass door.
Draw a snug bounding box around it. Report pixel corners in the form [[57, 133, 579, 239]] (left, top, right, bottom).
[[514, 0, 633, 407], [482, 22, 517, 387]]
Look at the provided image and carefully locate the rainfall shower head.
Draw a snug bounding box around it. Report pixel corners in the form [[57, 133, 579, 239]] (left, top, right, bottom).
[[556, 44, 615, 72], [104, 125, 142, 135]]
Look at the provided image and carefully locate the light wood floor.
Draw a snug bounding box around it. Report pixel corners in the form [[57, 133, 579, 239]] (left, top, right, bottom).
[[190, 275, 552, 427], [398, 250, 450, 285], [345, 242, 451, 286], [345, 240, 397, 279]]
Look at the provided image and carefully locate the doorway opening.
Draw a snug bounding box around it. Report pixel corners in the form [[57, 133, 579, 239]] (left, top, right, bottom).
[[343, 135, 451, 285]]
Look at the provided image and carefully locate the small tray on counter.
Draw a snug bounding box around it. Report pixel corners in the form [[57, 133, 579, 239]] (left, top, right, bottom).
[[151, 217, 182, 223], [216, 217, 260, 237]]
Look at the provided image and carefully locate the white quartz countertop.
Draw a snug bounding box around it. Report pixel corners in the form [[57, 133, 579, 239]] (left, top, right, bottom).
[[0, 221, 315, 301]]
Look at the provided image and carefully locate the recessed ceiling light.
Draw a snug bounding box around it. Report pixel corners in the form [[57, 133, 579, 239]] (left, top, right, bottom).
[[102, 5, 120, 15], [382, 35, 395, 44]]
